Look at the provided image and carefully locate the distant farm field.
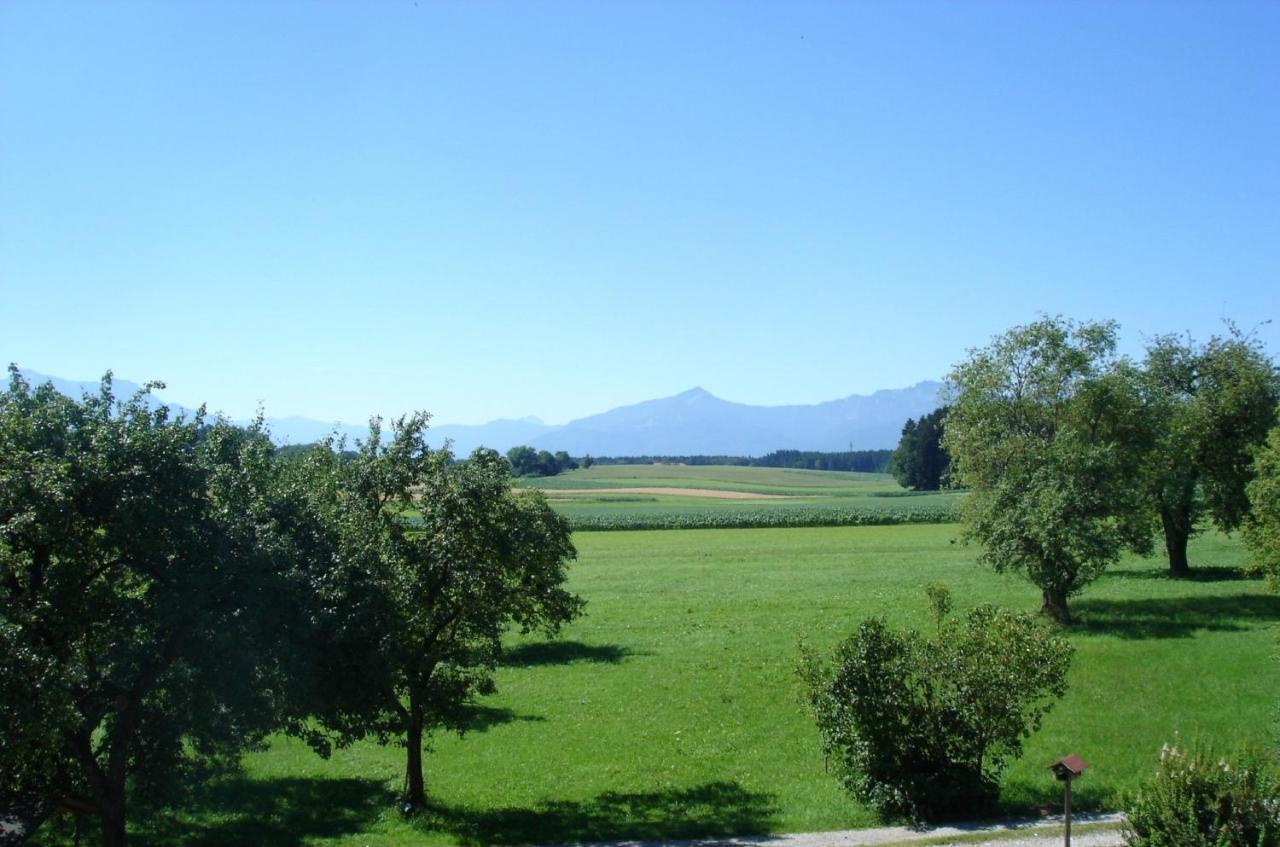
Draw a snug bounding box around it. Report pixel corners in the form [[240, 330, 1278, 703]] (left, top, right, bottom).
[[518, 464, 960, 530], [129, 524, 1280, 847]]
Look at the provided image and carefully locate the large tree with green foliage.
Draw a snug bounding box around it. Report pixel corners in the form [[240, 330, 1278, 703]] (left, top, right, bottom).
[[306, 416, 582, 811], [890, 406, 950, 491], [1139, 332, 1278, 576], [0, 370, 316, 846], [943, 318, 1152, 623], [1243, 425, 1280, 587]]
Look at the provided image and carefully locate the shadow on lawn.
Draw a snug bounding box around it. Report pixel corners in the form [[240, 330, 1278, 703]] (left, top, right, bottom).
[[1106, 565, 1256, 583], [137, 776, 393, 847], [456, 703, 545, 732], [1072, 593, 1280, 639], [418, 780, 779, 846], [501, 640, 637, 667]]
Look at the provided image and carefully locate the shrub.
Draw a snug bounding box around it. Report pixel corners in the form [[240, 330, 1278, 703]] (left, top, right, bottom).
[[1124, 741, 1280, 847], [798, 587, 1071, 822]]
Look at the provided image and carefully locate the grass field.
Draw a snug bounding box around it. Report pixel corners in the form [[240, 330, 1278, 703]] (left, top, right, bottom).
[[518, 465, 961, 530], [123, 523, 1279, 847]]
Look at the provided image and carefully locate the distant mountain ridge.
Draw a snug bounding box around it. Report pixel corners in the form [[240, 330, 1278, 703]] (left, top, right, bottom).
[[517, 382, 944, 456], [14, 368, 943, 456]]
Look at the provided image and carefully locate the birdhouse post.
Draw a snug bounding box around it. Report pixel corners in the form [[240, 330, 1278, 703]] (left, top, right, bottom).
[[1047, 755, 1089, 847]]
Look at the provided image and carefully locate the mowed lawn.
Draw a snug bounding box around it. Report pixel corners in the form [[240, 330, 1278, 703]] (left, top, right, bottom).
[[132, 525, 1279, 847]]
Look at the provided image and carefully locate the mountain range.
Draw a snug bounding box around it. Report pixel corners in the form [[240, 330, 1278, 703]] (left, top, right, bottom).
[[14, 369, 944, 457]]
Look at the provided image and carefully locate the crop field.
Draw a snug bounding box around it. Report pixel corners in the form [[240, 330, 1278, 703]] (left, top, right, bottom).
[[519, 465, 961, 530], [130, 524, 1280, 847]]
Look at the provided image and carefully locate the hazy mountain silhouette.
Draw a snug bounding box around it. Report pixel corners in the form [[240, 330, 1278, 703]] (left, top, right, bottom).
[[14, 369, 942, 456]]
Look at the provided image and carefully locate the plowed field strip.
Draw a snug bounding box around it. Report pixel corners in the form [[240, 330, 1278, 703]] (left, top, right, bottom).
[[544, 487, 789, 500]]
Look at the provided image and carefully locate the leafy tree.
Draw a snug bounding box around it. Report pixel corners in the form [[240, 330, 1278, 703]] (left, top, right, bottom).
[[798, 586, 1071, 822], [1139, 332, 1278, 576], [943, 318, 1153, 622], [505, 445, 578, 477], [505, 445, 539, 476], [890, 406, 950, 490], [308, 417, 582, 810], [536, 449, 558, 476], [1244, 425, 1280, 586], [0, 370, 314, 846]]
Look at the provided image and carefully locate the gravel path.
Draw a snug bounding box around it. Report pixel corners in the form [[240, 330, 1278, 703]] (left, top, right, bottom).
[[546, 813, 1125, 847]]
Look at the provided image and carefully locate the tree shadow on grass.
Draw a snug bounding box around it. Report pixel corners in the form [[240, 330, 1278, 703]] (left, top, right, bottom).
[[500, 640, 638, 668], [418, 780, 779, 846], [456, 703, 545, 733], [1106, 566, 1256, 583], [135, 776, 392, 847], [1072, 593, 1280, 639]]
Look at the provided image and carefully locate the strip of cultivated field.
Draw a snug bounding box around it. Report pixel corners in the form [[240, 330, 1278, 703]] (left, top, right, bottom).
[[545, 487, 788, 499], [522, 465, 961, 529]]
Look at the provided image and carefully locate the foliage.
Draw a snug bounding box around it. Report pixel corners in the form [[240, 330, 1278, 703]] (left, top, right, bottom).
[[1123, 741, 1280, 847], [1244, 425, 1280, 586], [309, 418, 583, 809], [1139, 331, 1279, 576], [943, 317, 1153, 622], [889, 406, 949, 491], [506, 445, 578, 477], [0, 368, 315, 846], [798, 587, 1071, 822]]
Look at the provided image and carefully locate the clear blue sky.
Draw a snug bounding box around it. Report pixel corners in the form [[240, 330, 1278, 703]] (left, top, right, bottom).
[[2, 1, 1277, 426]]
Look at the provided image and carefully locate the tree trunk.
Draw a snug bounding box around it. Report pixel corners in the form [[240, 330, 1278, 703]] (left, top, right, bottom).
[[404, 692, 425, 810], [1040, 588, 1071, 625], [99, 783, 127, 847], [1161, 509, 1191, 578]]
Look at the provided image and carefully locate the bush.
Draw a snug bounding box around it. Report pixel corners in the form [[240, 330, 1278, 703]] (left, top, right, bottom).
[[1124, 741, 1280, 847], [798, 587, 1071, 822]]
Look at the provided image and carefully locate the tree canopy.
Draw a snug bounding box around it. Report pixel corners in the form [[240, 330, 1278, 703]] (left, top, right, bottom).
[[308, 418, 583, 810], [1244, 425, 1280, 587], [506, 445, 578, 477], [1139, 331, 1278, 576], [943, 318, 1152, 622], [0, 370, 316, 847], [890, 406, 950, 491]]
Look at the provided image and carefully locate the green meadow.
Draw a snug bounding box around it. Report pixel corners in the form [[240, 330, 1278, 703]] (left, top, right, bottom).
[[127, 521, 1279, 847]]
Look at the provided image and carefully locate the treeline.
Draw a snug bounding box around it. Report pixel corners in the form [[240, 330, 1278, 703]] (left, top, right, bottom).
[[1, 372, 580, 846], [889, 406, 950, 491], [505, 445, 582, 477], [582, 448, 893, 473]]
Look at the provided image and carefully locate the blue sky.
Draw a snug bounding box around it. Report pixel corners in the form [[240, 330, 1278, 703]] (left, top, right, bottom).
[[2, 1, 1277, 426]]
